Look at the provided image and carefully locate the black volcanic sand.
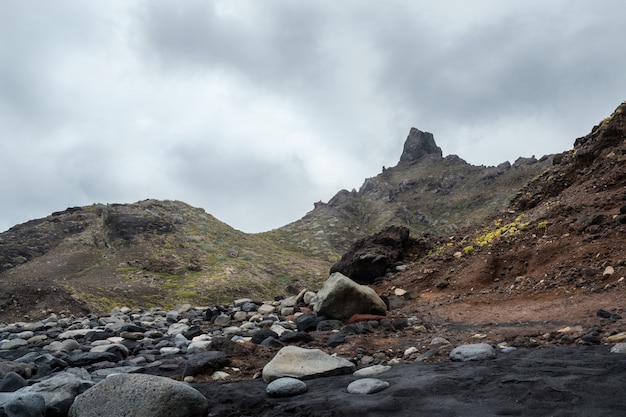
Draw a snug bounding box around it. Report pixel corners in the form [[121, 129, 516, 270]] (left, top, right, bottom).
[[194, 345, 626, 417]]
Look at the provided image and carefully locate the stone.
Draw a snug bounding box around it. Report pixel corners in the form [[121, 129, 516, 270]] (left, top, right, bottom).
[[240, 302, 259, 312], [278, 331, 313, 344], [166, 323, 189, 336], [257, 304, 276, 315], [303, 291, 317, 305], [213, 314, 231, 326], [159, 347, 180, 356], [0, 372, 26, 392], [66, 352, 118, 367], [394, 288, 407, 296], [266, 377, 308, 398], [68, 374, 208, 417], [89, 344, 129, 361], [347, 378, 390, 394], [260, 337, 284, 349], [392, 318, 409, 330], [450, 343, 497, 362], [58, 329, 97, 339], [45, 339, 81, 353], [90, 367, 143, 379], [296, 313, 318, 332], [403, 347, 418, 357], [211, 371, 230, 381], [0, 339, 28, 350], [0, 392, 46, 417], [183, 351, 229, 377], [251, 329, 279, 345], [348, 314, 386, 323], [232, 311, 248, 322], [19, 372, 94, 417], [316, 320, 343, 331], [353, 364, 391, 378], [327, 333, 346, 348], [603, 266, 615, 276], [166, 310, 180, 323], [187, 341, 212, 354], [606, 332, 626, 343], [233, 298, 253, 307], [280, 296, 298, 308], [262, 346, 355, 382], [610, 343, 626, 353], [0, 363, 36, 380], [312, 273, 387, 320]]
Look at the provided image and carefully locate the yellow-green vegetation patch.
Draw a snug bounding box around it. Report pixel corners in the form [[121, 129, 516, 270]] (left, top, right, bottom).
[[475, 215, 529, 247], [463, 245, 476, 255]]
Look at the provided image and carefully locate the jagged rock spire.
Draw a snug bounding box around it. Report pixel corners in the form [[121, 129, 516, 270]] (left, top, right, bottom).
[[399, 128, 443, 164]]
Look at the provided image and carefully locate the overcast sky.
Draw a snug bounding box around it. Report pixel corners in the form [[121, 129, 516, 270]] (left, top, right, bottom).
[[1, 1, 625, 233]]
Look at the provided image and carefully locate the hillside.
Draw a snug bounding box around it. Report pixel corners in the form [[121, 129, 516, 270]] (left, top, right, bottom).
[[0, 200, 329, 320], [1, 104, 621, 324], [341, 102, 626, 355], [262, 128, 553, 260]]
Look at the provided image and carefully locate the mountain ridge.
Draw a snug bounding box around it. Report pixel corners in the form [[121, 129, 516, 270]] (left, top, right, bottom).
[[2, 103, 621, 322], [261, 128, 553, 260]]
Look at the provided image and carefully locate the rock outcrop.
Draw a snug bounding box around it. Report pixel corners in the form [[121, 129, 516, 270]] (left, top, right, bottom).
[[399, 128, 443, 164], [329, 226, 412, 284]]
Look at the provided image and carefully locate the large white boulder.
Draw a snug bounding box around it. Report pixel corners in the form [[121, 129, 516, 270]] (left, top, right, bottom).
[[312, 272, 387, 320], [262, 346, 355, 383]]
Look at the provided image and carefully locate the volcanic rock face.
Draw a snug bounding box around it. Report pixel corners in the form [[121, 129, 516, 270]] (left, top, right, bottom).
[[265, 127, 552, 260], [399, 128, 443, 164], [329, 226, 412, 284]]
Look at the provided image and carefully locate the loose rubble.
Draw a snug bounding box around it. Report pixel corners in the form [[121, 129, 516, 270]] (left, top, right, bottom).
[[0, 276, 624, 416]]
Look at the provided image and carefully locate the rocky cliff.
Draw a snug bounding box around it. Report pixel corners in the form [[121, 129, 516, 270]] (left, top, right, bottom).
[[262, 128, 553, 260]]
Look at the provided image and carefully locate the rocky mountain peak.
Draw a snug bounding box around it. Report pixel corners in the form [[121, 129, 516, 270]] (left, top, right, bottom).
[[398, 128, 443, 164]]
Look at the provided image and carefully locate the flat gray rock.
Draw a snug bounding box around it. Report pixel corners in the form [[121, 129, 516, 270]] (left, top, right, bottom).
[[450, 343, 496, 361], [353, 364, 392, 378], [347, 378, 390, 394], [262, 346, 355, 382]]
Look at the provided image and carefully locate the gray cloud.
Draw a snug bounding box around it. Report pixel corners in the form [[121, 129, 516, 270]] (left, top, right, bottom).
[[1, 1, 625, 233]]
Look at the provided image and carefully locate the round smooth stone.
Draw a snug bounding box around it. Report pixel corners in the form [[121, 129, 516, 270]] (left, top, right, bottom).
[[266, 377, 308, 398]]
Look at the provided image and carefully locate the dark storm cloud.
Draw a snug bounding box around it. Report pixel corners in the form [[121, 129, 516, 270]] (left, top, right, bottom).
[[371, 2, 626, 152]]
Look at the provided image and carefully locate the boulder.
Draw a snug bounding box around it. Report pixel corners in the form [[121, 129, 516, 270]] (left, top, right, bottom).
[[312, 273, 387, 320], [19, 372, 94, 417], [68, 374, 208, 417], [262, 346, 355, 383], [329, 226, 411, 284], [0, 392, 46, 417]]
